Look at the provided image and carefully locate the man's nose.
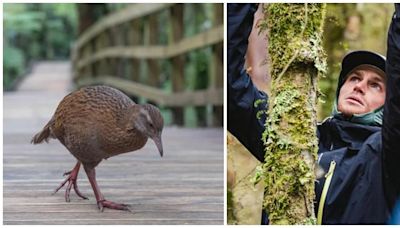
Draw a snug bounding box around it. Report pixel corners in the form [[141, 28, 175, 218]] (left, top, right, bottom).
[[353, 80, 367, 94]]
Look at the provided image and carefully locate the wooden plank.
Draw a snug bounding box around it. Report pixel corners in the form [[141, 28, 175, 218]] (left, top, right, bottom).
[[3, 171, 223, 182], [4, 186, 223, 195], [4, 203, 222, 213], [5, 219, 222, 225], [75, 4, 173, 51], [4, 185, 223, 194], [4, 195, 223, 206], [75, 76, 223, 106], [76, 25, 223, 71], [4, 211, 222, 220]]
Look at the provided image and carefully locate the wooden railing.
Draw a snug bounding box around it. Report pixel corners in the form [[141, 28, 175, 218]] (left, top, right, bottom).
[[71, 3, 223, 126]]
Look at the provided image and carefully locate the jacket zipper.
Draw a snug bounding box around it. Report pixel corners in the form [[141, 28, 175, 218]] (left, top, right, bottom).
[[317, 160, 336, 225]]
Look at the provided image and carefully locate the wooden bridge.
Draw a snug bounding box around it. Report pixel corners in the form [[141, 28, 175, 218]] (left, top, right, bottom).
[[3, 60, 223, 225], [73, 3, 223, 127]]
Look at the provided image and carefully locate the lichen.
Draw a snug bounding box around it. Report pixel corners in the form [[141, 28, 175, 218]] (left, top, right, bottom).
[[254, 98, 268, 120], [227, 189, 238, 224], [260, 3, 327, 83], [258, 3, 327, 224]]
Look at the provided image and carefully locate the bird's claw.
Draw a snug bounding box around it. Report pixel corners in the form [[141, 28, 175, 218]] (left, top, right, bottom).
[[54, 170, 88, 201], [97, 200, 132, 212]]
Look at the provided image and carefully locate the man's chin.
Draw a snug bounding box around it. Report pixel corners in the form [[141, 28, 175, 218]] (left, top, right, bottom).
[[339, 102, 366, 116], [341, 109, 367, 117]]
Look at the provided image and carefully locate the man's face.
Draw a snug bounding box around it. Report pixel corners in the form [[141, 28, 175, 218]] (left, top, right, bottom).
[[338, 65, 386, 117]]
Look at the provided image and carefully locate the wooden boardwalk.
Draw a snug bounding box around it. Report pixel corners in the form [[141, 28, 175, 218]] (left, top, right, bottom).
[[3, 61, 224, 225]]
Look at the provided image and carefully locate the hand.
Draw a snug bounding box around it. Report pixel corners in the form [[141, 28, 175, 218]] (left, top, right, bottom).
[[246, 3, 271, 93]]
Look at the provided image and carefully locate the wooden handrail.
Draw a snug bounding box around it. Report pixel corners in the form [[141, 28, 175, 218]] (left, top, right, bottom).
[[74, 3, 173, 51], [76, 25, 223, 72], [76, 76, 223, 107]]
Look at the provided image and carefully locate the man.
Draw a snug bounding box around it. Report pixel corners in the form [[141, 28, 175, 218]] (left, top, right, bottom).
[[228, 3, 400, 224]]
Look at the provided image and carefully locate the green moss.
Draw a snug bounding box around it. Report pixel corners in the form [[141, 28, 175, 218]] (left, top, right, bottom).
[[227, 189, 238, 224], [260, 3, 327, 82], [258, 3, 326, 224], [261, 72, 318, 224], [254, 98, 268, 120]]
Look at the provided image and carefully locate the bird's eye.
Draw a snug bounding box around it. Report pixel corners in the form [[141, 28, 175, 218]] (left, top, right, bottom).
[[149, 123, 154, 128]]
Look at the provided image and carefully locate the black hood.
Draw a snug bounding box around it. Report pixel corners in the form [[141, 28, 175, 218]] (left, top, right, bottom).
[[332, 50, 386, 127]]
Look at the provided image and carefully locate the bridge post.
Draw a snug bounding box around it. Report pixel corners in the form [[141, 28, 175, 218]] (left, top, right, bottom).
[[170, 4, 185, 126], [210, 3, 223, 127], [107, 27, 118, 78], [145, 15, 160, 88], [128, 19, 142, 83]]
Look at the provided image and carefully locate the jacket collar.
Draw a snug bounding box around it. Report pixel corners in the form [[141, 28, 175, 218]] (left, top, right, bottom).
[[321, 117, 381, 150], [332, 100, 383, 127]]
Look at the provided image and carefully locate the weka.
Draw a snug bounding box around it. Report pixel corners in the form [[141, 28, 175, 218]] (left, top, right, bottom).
[[31, 85, 164, 211]]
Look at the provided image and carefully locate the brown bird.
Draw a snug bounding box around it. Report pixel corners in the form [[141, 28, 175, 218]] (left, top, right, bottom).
[[31, 85, 164, 211]]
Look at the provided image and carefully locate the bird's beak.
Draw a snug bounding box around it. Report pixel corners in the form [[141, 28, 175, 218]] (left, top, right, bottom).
[[152, 134, 163, 157]]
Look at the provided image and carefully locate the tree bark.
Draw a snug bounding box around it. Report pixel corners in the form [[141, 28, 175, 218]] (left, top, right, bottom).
[[259, 3, 326, 224]]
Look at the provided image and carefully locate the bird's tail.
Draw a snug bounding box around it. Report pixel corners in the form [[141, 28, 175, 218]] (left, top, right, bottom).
[[31, 116, 56, 144]]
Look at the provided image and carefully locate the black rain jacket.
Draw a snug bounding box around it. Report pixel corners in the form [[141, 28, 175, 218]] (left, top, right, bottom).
[[228, 3, 400, 224]]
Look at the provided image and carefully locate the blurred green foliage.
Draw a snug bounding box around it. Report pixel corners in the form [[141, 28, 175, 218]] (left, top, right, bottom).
[[3, 3, 77, 90], [319, 4, 356, 120], [184, 4, 214, 127]]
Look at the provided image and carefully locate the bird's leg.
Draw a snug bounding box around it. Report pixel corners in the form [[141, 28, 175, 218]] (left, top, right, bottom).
[[83, 165, 131, 212], [53, 161, 88, 201]]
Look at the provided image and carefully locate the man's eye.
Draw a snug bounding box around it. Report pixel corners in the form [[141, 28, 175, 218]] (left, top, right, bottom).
[[371, 83, 382, 91], [349, 76, 360, 82]]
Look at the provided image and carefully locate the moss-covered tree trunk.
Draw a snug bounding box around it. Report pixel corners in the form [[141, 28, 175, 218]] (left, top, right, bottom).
[[259, 4, 326, 224]]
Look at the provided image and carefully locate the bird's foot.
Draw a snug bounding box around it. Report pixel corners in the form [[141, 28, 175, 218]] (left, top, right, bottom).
[[53, 168, 88, 202], [97, 200, 132, 212]]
